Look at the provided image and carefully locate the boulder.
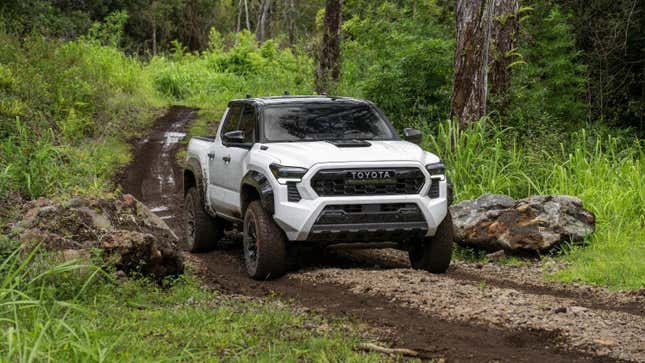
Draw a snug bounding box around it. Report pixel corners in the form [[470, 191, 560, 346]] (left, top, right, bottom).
[[450, 194, 595, 252], [9, 194, 183, 281]]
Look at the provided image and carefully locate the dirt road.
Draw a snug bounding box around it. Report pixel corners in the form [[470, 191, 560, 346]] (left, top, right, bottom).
[[121, 107, 644, 362]]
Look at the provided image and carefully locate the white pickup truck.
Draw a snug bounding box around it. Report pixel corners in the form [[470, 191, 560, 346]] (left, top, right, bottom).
[[184, 95, 453, 279]]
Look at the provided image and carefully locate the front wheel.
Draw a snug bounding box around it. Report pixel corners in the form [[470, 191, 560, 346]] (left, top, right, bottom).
[[409, 213, 454, 273], [243, 201, 287, 280]]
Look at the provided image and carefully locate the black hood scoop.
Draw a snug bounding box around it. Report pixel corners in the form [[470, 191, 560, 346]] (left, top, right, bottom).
[[326, 139, 372, 147]]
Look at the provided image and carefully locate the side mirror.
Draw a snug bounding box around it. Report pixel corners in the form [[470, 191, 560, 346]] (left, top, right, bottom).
[[403, 128, 422, 144], [223, 130, 246, 144]]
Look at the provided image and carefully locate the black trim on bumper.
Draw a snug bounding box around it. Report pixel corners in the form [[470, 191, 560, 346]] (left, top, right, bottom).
[[308, 203, 428, 242], [307, 229, 426, 243]]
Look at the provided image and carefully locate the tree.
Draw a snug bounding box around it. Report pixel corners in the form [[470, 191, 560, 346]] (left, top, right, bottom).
[[489, 0, 519, 107], [450, 0, 496, 128], [315, 0, 343, 94], [557, 0, 644, 130], [256, 0, 272, 42]]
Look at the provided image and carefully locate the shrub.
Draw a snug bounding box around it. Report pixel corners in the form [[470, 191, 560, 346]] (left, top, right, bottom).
[[147, 30, 313, 108]]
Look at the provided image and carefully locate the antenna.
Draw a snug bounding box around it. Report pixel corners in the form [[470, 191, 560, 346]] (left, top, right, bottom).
[[283, 90, 290, 95], [246, 94, 252, 98]]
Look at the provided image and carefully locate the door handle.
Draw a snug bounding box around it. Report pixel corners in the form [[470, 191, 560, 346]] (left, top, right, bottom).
[[222, 155, 231, 163], [207, 153, 215, 160]]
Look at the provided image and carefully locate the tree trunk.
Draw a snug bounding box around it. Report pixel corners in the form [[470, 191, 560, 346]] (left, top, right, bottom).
[[151, 15, 157, 55], [244, 0, 251, 30], [315, 0, 343, 94], [489, 0, 519, 107], [256, 0, 271, 42], [288, 0, 296, 46], [236, 0, 243, 33], [450, 0, 496, 129]]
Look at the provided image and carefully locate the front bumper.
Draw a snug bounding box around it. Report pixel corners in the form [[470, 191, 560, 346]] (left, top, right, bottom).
[[271, 161, 449, 242]]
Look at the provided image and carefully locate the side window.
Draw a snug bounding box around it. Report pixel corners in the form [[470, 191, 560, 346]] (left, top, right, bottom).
[[238, 105, 257, 143], [221, 104, 242, 136]]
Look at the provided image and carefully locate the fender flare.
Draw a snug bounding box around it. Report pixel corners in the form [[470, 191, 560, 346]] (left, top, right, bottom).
[[240, 170, 275, 215], [184, 157, 207, 205]]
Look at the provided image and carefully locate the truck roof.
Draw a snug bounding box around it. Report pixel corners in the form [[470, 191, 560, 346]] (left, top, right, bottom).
[[229, 95, 371, 106]]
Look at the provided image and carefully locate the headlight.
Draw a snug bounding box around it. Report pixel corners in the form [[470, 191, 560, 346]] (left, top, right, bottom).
[[269, 163, 308, 183], [425, 162, 445, 176]]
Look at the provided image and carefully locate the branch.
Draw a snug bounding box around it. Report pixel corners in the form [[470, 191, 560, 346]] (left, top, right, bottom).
[[357, 343, 419, 357]]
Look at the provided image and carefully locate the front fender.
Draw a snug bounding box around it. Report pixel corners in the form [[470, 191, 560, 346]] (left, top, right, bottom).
[[241, 170, 275, 215]]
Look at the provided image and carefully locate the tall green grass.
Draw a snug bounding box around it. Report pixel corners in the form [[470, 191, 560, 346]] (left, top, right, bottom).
[[0, 31, 161, 200], [426, 121, 644, 289], [0, 247, 106, 362], [0, 246, 382, 362]]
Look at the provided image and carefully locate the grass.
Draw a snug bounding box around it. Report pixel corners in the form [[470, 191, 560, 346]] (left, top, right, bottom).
[[426, 120, 644, 290], [0, 31, 162, 200], [0, 246, 386, 362]]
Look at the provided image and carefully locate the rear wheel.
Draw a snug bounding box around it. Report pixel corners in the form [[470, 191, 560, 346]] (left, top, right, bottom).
[[184, 187, 224, 252], [409, 213, 454, 273], [243, 201, 287, 280]]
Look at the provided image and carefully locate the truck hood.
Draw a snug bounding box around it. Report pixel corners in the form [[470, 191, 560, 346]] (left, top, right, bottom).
[[261, 140, 440, 167]]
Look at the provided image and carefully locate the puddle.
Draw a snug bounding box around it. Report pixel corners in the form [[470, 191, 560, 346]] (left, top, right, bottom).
[[164, 132, 186, 145]]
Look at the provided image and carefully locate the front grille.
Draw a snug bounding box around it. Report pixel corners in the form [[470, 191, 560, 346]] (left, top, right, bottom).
[[311, 167, 425, 196], [287, 182, 302, 202], [314, 203, 426, 226]]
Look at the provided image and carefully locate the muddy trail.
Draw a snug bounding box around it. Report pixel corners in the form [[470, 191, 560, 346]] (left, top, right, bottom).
[[120, 107, 644, 363]]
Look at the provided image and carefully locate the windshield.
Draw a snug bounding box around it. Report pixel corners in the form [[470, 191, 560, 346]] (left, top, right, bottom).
[[262, 103, 396, 142]]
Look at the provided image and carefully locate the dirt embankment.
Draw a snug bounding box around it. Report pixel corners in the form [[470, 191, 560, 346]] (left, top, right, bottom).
[[121, 107, 644, 363]]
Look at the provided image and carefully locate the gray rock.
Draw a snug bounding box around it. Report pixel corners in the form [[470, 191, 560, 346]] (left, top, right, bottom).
[[14, 195, 184, 281], [450, 194, 595, 252], [75, 206, 113, 231], [134, 200, 178, 240]]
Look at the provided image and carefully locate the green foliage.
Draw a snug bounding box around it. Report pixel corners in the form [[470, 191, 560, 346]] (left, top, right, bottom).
[[340, 0, 453, 128], [86, 10, 129, 48], [426, 120, 644, 289], [0, 30, 160, 199], [502, 2, 588, 136], [148, 30, 313, 107]]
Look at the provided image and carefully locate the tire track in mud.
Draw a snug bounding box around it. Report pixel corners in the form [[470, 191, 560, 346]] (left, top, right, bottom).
[[120, 106, 194, 235], [121, 107, 643, 362]]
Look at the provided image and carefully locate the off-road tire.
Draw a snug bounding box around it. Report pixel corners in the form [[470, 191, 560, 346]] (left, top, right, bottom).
[[243, 201, 287, 280], [408, 213, 454, 273], [184, 187, 224, 252]]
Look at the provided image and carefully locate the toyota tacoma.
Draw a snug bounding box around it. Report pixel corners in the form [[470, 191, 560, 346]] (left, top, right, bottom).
[[184, 95, 453, 279]]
